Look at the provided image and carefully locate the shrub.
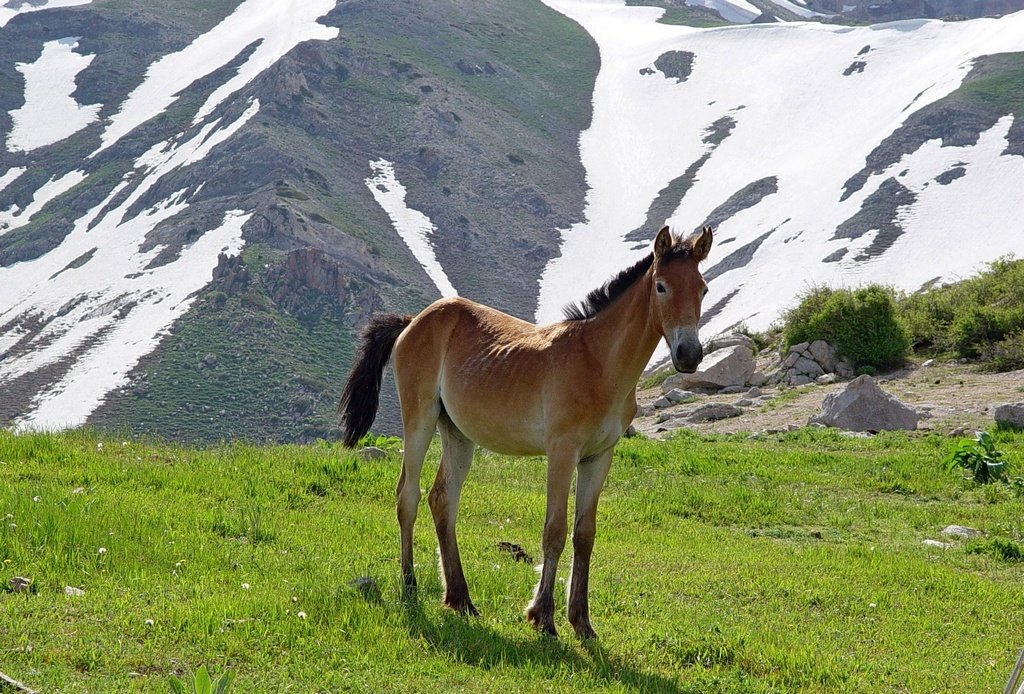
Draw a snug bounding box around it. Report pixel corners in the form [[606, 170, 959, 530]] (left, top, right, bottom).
[[947, 431, 1009, 484], [783, 285, 910, 371], [899, 256, 1024, 366]]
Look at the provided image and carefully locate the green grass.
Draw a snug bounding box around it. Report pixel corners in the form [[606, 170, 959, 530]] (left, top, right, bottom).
[[2, 428, 1023, 691]]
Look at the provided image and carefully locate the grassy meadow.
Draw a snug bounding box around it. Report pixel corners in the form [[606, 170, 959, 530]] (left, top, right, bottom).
[[1, 427, 1023, 692]]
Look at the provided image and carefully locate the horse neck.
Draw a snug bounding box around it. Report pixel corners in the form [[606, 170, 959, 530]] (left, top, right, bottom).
[[579, 268, 662, 389]]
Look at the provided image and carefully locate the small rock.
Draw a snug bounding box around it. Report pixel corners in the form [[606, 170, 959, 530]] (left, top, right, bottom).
[[685, 403, 743, 423], [941, 525, 982, 539], [704, 332, 755, 352], [653, 395, 673, 409], [815, 373, 837, 385], [9, 576, 32, 593], [64, 585, 85, 597], [748, 371, 767, 387], [922, 359, 935, 367], [734, 398, 754, 407], [746, 386, 763, 398], [358, 446, 387, 461], [665, 388, 697, 404], [719, 385, 746, 395], [922, 539, 953, 549], [948, 426, 968, 437]]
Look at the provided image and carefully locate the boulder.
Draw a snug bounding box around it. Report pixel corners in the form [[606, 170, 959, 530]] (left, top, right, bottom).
[[704, 332, 755, 353], [673, 345, 755, 389], [811, 375, 919, 431], [808, 340, 837, 374], [665, 388, 697, 404], [994, 402, 1024, 429], [657, 403, 743, 424], [941, 525, 982, 539]]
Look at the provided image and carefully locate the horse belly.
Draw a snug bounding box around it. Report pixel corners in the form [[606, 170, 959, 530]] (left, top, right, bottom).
[[440, 384, 546, 457]]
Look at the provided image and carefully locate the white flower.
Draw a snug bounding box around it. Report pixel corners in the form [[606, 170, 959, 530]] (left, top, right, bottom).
[[97, 442, 103, 449], [241, 583, 250, 590], [144, 619, 154, 626], [297, 611, 307, 620], [98, 547, 107, 554], [32, 496, 40, 502]]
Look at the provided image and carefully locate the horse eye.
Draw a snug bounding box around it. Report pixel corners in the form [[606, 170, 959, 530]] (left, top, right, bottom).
[[702, 287, 709, 298], [655, 281, 667, 294]]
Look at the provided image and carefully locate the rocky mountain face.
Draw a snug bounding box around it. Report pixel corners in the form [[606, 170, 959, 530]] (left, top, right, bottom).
[[0, 0, 596, 442]]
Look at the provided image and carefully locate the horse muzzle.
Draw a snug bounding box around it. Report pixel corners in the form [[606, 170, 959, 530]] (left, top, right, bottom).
[[668, 326, 703, 373]]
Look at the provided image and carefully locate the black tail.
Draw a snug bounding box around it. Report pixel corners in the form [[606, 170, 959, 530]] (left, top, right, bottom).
[[339, 313, 413, 447]]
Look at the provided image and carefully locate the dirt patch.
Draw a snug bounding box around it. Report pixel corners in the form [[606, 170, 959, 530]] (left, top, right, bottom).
[[635, 358, 1024, 438]]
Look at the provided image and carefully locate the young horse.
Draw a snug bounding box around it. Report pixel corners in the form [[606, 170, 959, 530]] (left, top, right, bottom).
[[338, 225, 712, 639]]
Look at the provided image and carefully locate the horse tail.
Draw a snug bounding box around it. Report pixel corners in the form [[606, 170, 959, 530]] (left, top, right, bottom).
[[339, 313, 413, 447]]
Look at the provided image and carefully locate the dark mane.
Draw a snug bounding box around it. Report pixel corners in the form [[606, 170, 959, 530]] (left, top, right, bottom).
[[562, 244, 692, 321]]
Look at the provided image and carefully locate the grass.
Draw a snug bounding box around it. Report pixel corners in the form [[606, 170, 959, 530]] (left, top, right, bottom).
[[2, 428, 1023, 691]]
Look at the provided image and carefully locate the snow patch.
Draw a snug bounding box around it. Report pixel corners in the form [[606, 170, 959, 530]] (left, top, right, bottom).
[[95, 0, 338, 155], [688, 0, 759, 23], [536, 1, 1024, 348], [0, 101, 260, 429], [6, 37, 101, 152], [0, 0, 92, 29], [0, 169, 86, 234], [366, 159, 458, 299], [0, 167, 26, 193]]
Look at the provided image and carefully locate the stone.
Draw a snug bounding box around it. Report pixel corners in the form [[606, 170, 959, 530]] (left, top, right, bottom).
[[665, 388, 697, 404], [358, 446, 387, 461], [746, 386, 763, 398], [734, 398, 754, 407], [922, 539, 953, 549], [9, 576, 31, 593], [811, 375, 919, 431], [685, 403, 744, 423], [748, 371, 767, 387], [994, 402, 1024, 429], [704, 332, 755, 353], [922, 358, 935, 367], [941, 524, 982, 539], [719, 385, 746, 395], [808, 340, 837, 374], [64, 585, 85, 597], [816, 373, 837, 385], [835, 360, 855, 379], [792, 356, 824, 379], [653, 395, 673, 409], [673, 345, 755, 389]]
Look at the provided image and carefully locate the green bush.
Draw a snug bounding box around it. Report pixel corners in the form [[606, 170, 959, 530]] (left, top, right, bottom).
[[900, 256, 1024, 366], [783, 285, 910, 371]]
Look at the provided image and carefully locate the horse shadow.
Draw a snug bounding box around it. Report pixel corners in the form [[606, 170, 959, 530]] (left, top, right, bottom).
[[395, 596, 683, 693]]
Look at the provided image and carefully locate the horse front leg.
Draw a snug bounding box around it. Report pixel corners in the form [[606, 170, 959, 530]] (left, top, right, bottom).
[[525, 448, 576, 636], [567, 447, 613, 640]]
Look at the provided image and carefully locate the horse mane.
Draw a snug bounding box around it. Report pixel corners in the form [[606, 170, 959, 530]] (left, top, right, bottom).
[[561, 243, 692, 322]]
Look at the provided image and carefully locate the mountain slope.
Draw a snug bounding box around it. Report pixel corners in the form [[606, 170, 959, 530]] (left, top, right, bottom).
[[0, 0, 597, 440]]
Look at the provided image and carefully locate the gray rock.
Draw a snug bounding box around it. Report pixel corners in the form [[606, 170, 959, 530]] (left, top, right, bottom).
[[665, 388, 697, 404], [704, 332, 755, 353], [811, 375, 919, 431], [734, 398, 754, 407], [652, 395, 673, 409], [922, 358, 935, 367], [358, 446, 388, 461], [994, 402, 1024, 429], [748, 371, 767, 387], [789, 374, 814, 387], [9, 576, 31, 593], [941, 524, 982, 539], [836, 360, 855, 379], [816, 373, 837, 385], [685, 403, 744, 423], [64, 585, 85, 597], [793, 356, 825, 379], [674, 345, 755, 389], [808, 340, 837, 373], [921, 539, 953, 549], [719, 385, 746, 395]]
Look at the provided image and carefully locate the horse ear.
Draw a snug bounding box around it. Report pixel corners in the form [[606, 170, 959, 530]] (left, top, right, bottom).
[[653, 225, 673, 258], [691, 225, 713, 262]]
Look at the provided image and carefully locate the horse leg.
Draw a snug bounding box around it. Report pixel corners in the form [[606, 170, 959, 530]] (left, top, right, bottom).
[[567, 447, 613, 640], [429, 415, 477, 615], [396, 401, 439, 596], [525, 447, 576, 636]]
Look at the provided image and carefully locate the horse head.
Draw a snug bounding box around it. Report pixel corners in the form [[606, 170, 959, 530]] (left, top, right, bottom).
[[651, 224, 712, 373]]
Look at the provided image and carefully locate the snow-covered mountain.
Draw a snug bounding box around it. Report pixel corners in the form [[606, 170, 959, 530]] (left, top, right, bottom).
[[1, 0, 1023, 440]]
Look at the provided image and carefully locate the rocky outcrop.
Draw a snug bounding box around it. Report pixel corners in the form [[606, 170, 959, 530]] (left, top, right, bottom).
[[811, 375, 919, 431], [770, 340, 854, 386]]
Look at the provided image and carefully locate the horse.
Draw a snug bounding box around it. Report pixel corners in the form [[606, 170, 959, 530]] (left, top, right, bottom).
[[338, 224, 712, 639]]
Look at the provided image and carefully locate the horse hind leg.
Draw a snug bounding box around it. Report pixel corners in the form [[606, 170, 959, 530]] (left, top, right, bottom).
[[429, 413, 477, 615], [396, 399, 439, 596]]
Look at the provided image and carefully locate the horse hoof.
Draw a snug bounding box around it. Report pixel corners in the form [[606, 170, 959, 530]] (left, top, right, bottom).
[[445, 596, 480, 617], [572, 622, 598, 641], [525, 607, 557, 637]]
